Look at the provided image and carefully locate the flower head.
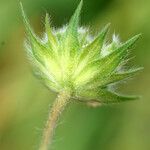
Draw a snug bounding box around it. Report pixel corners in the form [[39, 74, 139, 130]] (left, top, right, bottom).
[[20, 1, 142, 105]]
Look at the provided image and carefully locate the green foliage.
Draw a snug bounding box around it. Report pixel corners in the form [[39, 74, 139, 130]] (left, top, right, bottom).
[[20, 1, 142, 105]]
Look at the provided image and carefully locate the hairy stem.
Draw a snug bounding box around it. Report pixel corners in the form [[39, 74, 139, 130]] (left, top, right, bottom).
[[39, 90, 71, 150]]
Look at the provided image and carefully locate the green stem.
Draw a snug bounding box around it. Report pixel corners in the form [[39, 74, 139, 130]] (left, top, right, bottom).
[[39, 90, 71, 150]]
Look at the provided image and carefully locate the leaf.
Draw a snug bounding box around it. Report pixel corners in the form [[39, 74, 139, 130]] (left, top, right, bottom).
[[119, 34, 141, 50], [101, 67, 143, 86], [45, 13, 57, 49], [98, 89, 139, 104], [73, 24, 110, 81], [82, 67, 143, 90], [20, 2, 51, 64], [63, 0, 83, 57], [75, 44, 124, 86], [75, 34, 141, 87], [76, 88, 139, 104], [97, 34, 141, 77], [79, 23, 110, 61], [98, 34, 141, 75], [20, 2, 38, 42]]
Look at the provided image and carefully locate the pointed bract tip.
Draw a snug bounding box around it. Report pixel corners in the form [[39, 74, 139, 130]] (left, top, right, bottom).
[[137, 95, 142, 99], [120, 33, 141, 50], [131, 95, 141, 100], [103, 23, 111, 30], [129, 34, 141, 45], [19, 1, 23, 8], [19, 1, 28, 25], [20, 2, 24, 15], [135, 66, 144, 71], [75, 0, 83, 15], [94, 23, 110, 43], [79, 0, 83, 7], [65, 0, 83, 45], [19, 1, 22, 7], [67, 0, 83, 29], [45, 13, 49, 19], [20, 2, 27, 19], [100, 23, 111, 36], [45, 13, 50, 24], [119, 94, 141, 101], [131, 33, 142, 41], [74, 0, 83, 16], [125, 96, 140, 101]]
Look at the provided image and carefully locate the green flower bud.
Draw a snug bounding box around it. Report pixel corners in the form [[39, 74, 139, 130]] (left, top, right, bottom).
[[20, 0, 142, 105]]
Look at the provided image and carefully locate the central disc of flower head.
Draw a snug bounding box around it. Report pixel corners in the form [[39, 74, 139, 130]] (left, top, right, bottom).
[[21, 0, 142, 105]]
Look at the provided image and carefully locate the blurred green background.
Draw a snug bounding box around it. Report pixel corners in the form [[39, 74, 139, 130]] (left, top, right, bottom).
[[0, 0, 149, 150]]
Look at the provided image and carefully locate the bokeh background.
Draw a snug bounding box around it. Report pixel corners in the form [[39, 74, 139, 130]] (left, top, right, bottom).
[[0, 0, 149, 150]]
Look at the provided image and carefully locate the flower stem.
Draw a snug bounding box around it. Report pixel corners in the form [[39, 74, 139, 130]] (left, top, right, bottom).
[[39, 90, 71, 150]]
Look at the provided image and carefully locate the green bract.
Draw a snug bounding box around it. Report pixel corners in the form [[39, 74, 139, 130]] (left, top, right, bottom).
[[20, 1, 142, 105]]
